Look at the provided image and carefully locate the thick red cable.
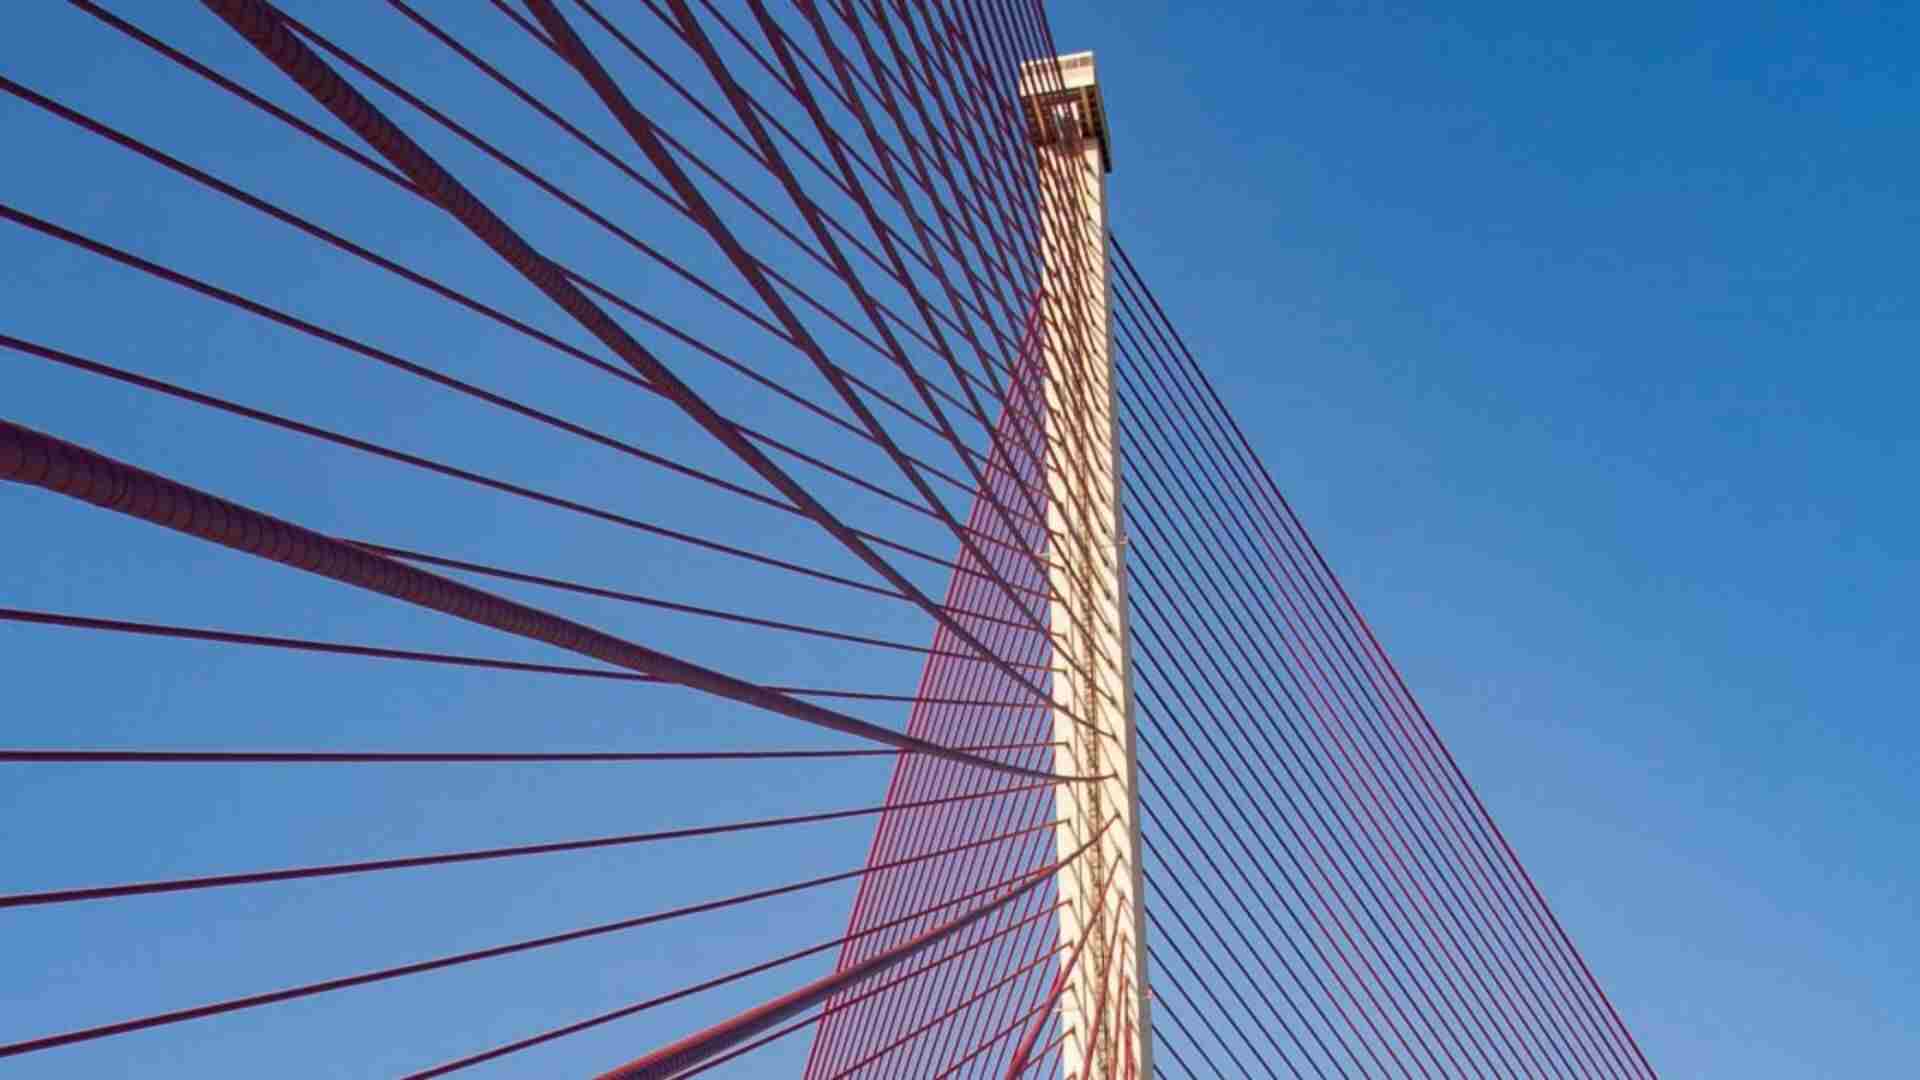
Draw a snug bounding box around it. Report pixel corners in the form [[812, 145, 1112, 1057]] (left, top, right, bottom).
[[811, 607, 1052, 1069], [827, 401, 1050, 927], [0, 189, 1043, 582], [794, 8, 1098, 1060], [928, 990, 1057, 1077], [404, 872, 1067, 1078], [818, 936, 1067, 1080], [0, 321, 991, 594], [802, 383, 1096, 1059], [816, 529, 1047, 996], [72, 0, 1031, 508], [595, 826, 1102, 1080], [1009, 1016, 1067, 1078], [0, 420, 1077, 781], [753, 0, 1043, 497], [208, 0, 1067, 703], [0, 67, 1049, 547], [355, 540, 1053, 669], [809, 643, 1051, 1067], [674, 900, 1052, 1080], [533, 0, 1053, 639], [819, 908, 1065, 1079], [833, 365, 1090, 1068]]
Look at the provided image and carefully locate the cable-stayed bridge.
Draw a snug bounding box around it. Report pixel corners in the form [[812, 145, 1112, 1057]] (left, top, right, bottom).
[[1, 2, 1652, 1076]]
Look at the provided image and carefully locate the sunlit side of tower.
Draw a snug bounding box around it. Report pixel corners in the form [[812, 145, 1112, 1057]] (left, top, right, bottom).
[[1020, 51, 1150, 1080]]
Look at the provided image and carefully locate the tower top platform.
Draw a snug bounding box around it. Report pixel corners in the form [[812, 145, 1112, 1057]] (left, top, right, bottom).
[[1018, 52, 1112, 174]]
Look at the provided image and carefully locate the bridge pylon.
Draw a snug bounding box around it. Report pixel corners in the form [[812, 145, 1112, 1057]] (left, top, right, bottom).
[[1019, 51, 1150, 1080]]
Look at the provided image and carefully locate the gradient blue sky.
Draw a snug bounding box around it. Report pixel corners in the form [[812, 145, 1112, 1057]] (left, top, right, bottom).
[[1054, 1, 1917, 1075], [4, 1, 1916, 1077]]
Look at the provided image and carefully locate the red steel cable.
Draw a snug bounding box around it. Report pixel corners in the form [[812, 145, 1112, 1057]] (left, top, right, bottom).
[[0, 819, 1059, 1061], [1119, 409, 1547, 1075], [0, 779, 1059, 910], [0, 321, 994, 595], [527, 0, 1054, 642], [0, 420, 1078, 781], [818, 935, 1068, 1080], [69, 0, 1033, 509], [355, 540, 1054, 669], [405, 872, 1069, 1077], [595, 825, 1102, 1080], [0, 745, 1058, 765], [1113, 240, 1654, 1076], [1108, 276, 1589, 1072], [1121, 270, 1628, 1068], [1109, 285, 1585, 1073], [385, 0, 1020, 374], [805, 387, 1058, 1075], [1128, 616, 1490, 1074], [928, 986, 1060, 1077], [209, 0, 1067, 708], [0, 607, 1035, 709], [1001, 817, 1126, 1076], [1129, 551, 1521, 1075]]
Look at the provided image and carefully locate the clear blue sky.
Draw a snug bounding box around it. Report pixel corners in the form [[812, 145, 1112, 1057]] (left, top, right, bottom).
[[1053, 1, 1916, 1075], [3, 1, 1916, 1077]]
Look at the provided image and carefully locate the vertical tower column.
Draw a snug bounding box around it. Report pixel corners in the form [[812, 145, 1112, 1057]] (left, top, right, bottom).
[[1020, 52, 1149, 1080]]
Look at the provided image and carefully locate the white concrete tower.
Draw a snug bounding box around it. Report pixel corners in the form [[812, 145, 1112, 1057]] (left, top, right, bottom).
[[1019, 52, 1150, 1080]]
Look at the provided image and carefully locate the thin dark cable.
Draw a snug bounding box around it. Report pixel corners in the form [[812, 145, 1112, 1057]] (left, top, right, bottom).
[[1112, 306, 1594, 1073], [0, 290, 1008, 594], [0, 743, 1061, 765], [65, 0, 1027, 512], [0, 607, 1036, 707], [206, 0, 1069, 707], [354, 540, 1052, 669], [0, 74, 1048, 560], [1112, 239, 1652, 1075], [526, 0, 1053, 646], [0, 421, 1082, 782], [0, 820, 1059, 1060], [405, 875, 1067, 1077], [0, 779, 1061, 910], [595, 825, 1104, 1080]]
